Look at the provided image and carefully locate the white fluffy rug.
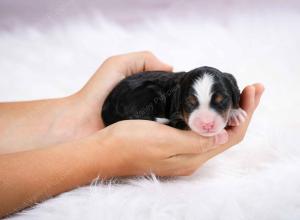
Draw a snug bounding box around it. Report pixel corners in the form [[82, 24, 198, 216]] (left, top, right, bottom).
[[1, 6, 300, 220]]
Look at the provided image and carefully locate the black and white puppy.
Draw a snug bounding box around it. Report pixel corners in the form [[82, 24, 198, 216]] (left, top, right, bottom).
[[101, 66, 246, 138]]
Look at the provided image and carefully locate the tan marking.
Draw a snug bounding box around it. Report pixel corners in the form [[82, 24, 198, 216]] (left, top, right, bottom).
[[187, 95, 198, 106], [215, 94, 224, 103]]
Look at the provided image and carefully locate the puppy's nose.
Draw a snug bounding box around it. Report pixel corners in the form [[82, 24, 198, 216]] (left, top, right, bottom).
[[201, 122, 215, 131], [193, 118, 216, 132]]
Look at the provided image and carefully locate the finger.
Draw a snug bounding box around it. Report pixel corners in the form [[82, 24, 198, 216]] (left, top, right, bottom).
[[82, 51, 172, 107], [160, 154, 200, 176], [252, 83, 265, 108], [226, 85, 256, 138], [239, 85, 256, 118], [117, 51, 173, 76], [165, 129, 221, 156], [162, 150, 210, 176]]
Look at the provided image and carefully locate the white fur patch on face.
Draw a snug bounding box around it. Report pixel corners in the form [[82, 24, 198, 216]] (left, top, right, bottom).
[[192, 73, 214, 107], [155, 117, 170, 124]]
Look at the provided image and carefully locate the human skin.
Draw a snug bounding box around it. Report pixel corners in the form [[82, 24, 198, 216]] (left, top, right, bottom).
[[0, 51, 264, 217]]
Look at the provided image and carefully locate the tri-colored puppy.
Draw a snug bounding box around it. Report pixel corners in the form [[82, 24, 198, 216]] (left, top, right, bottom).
[[101, 66, 246, 139]]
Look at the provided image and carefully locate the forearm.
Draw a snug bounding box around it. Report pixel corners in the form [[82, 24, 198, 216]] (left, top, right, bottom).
[[0, 94, 101, 154], [0, 131, 110, 218]]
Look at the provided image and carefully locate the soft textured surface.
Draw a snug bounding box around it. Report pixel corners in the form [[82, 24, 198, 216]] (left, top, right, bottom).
[[1, 5, 300, 220]]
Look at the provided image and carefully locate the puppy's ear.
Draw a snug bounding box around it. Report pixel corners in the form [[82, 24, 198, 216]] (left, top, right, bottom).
[[223, 72, 240, 109]]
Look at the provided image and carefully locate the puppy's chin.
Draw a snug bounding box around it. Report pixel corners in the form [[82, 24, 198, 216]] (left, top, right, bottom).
[[190, 127, 224, 137]]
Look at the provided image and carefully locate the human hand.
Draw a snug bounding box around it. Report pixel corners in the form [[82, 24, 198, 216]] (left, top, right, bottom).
[[66, 51, 172, 139], [86, 119, 218, 177], [0, 51, 171, 153], [82, 51, 172, 109], [87, 83, 264, 177]]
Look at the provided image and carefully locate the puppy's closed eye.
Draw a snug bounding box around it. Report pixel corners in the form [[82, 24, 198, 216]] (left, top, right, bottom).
[[186, 95, 198, 107], [214, 94, 224, 104]]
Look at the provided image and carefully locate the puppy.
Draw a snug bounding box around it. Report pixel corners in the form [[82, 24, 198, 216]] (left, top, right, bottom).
[[101, 66, 246, 138]]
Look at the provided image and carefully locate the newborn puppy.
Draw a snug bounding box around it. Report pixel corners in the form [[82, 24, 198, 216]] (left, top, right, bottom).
[[101, 66, 246, 138]]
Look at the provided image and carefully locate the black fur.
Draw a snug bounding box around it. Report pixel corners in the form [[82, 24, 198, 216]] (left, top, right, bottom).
[[101, 66, 240, 129]]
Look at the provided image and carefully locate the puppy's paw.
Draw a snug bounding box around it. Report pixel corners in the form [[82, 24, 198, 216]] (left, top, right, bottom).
[[228, 108, 247, 126]]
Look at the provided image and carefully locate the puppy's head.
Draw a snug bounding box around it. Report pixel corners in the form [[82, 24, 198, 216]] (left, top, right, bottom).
[[180, 66, 240, 136]]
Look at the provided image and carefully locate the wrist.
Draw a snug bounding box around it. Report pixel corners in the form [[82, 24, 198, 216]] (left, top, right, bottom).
[[51, 93, 102, 144], [80, 128, 121, 179]]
